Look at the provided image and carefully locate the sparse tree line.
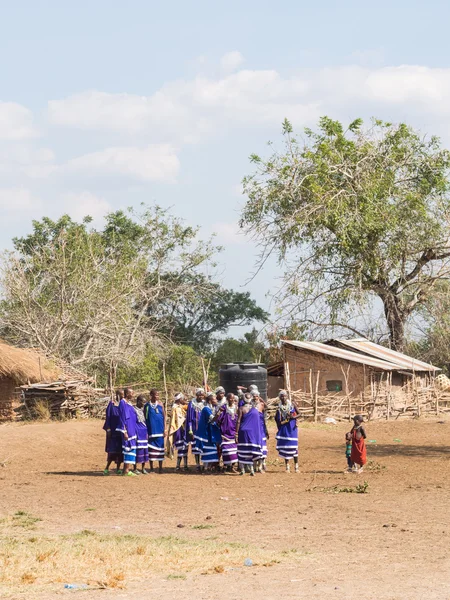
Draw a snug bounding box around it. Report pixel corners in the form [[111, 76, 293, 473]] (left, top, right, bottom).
[[1, 116, 450, 384]]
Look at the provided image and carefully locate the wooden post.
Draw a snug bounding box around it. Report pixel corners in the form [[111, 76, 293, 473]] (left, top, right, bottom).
[[162, 362, 169, 420], [309, 368, 313, 417], [284, 344, 292, 398], [314, 370, 320, 422], [341, 364, 351, 421], [386, 372, 391, 421]]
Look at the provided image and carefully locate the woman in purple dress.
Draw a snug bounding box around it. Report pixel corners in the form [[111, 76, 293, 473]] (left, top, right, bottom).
[[218, 393, 238, 471], [102, 389, 124, 475], [251, 390, 269, 473], [236, 395, 263, 476], [117, 388, 139, 477], [133, 395, 149, 474], [185, 388, 205, 471], [275, 390, 299, 473]]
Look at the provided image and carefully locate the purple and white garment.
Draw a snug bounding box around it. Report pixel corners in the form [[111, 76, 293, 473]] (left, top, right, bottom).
[[103, 401, 123, 460], [275, 404, 298, 460], [145, 401, 165, 462], [185, 399, 204, 454], [134, 406, 149, 465], [260, 410, 268, 459], [117, 399, 138, 464], [237, 407, 263, 465], [218, 405, 238, 465]]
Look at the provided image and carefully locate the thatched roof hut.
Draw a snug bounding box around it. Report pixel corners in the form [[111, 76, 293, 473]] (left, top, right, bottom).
[[0, 340, 61, 420]]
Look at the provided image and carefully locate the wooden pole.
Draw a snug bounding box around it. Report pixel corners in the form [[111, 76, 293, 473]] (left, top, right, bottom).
[[162, 362, 169, 420], [309, 368, 313, 416], [314, 370, 320, 423], [386, 372, 391, 421], [341, 364, 351, 421]]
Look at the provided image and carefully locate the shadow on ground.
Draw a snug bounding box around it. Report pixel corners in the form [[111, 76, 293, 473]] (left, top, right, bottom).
[[324, 444, 450, 458]]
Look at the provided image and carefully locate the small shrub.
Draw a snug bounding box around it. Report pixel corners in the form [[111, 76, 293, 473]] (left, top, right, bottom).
[[21, 572, 36, 584], [34, 400, 51, 421]]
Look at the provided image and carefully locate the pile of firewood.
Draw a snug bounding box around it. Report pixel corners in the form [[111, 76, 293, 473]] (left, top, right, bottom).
[[19, 381, 110, 420]]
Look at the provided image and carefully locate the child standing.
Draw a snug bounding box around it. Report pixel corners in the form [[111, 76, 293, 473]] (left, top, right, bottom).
[[345, 432, 353, 472], [350, 415, 367, 473]]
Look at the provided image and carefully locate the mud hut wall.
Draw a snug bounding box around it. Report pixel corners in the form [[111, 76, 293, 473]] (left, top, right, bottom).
[[284, 345, 370, 397], [0, 376, 17, 420], [268, 375, 284, 398]]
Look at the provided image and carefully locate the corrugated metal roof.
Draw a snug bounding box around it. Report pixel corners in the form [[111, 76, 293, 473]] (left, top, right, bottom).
[[331, 338, 440, 372], [282, 340, 405, 371]]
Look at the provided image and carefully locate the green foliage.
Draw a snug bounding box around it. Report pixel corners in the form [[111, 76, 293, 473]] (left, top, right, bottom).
[[165, 345, 204, 386], [116, 344, 204, 389], [115, 346, 161, 386], [209, 328, 267, 372], [241, 117, 450, 350], [157, 273, 268, 353], [407, 281, 450, 372]]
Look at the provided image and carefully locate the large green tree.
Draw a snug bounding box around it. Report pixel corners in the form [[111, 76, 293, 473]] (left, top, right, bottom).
[[156, 273, 268, 353], [241, 117, 450, 351]]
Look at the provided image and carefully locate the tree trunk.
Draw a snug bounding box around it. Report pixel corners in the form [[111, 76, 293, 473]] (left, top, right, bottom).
[[381, 293, 406, 352]]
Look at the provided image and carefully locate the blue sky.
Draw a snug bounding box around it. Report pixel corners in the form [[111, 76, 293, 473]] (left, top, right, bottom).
[[1, 0, 450, 327]]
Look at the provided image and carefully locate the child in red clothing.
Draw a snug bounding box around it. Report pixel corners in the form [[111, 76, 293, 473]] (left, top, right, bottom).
[[349, 415, 367, 473]]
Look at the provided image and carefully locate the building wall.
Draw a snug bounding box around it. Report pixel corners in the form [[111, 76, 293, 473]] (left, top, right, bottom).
[[0, 377, 17, 420], [268, 375, 285, 398], [283, 344, 432, 400], [284, 345, 374, 397]]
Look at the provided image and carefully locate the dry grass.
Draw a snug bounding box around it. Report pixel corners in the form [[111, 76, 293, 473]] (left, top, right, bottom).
[[33, 400, 51, 421], [0, 339, 59, 384], [0, 528, 294, 595]]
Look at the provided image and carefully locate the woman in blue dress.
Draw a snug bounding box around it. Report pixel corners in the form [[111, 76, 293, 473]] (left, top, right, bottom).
[[275, 390, 299, 473], [195, 392, 222, 471], [144, 388, 165, 473], [117, 387, 139, 477]]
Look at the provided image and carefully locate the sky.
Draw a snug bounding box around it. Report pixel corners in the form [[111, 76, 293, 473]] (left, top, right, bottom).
[[1, 0, 450, 331]]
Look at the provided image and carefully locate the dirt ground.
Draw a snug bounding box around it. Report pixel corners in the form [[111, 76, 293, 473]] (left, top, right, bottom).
[[1, 417, 450, 600]]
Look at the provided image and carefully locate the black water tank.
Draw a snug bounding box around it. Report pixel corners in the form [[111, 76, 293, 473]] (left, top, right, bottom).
[[219, 363, 267, 401]]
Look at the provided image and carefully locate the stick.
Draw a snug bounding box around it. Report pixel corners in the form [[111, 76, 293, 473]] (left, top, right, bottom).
[[162, 362, 169, 421], [314, 370, 320, 423]]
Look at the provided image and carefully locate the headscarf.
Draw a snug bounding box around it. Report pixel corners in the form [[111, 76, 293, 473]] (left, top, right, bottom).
[[278, 390, 293, 420]]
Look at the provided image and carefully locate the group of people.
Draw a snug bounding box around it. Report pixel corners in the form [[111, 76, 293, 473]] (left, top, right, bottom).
[[103, 385, 368, 477], [103, 385, 304, 476]]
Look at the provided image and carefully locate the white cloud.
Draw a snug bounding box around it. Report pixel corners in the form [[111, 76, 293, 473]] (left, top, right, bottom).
[[0, 144, 55, 180], [61, 191, 112, 223], [64, 144, 180, 183], [0, 102, 38, 140], [0, 187, 41, 218], [220, 51, 245, 73], [47, 63, 450, 148]]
